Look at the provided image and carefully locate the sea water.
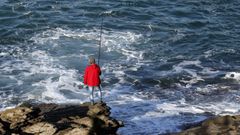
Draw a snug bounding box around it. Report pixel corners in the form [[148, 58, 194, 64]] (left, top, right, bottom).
[[0, 0, 240, 134]]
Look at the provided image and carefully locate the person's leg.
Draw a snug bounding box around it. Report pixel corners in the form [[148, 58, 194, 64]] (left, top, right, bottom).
[[89, 86, 94, 104], [98, 85, 103, 102]]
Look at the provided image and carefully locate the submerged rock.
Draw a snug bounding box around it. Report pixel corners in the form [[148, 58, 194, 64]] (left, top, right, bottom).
[[0, 102, 123, 135], [176, 115, 240, 135]]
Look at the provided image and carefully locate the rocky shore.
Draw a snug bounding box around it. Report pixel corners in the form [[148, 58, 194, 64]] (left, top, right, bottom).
[[0, 102, 123, 135], [176, 115, 240, 135]]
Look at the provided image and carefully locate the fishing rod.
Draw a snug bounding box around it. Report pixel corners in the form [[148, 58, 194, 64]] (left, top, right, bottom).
[[98, 17, 104, 65], [98, 10, 113, 65]]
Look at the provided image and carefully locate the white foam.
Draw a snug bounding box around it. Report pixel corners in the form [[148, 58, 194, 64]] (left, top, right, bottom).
[[9, 75, 23, 85], [102, 10, 114, 15], [200, 67, 219, 75], [204, 49, 236, 58], [224, 72, 240, 81], [177, 60, 202, 67], [173, 60, 204, 85], [108, 91, 240, 135], [0, 106, 15, 112], [0, 27, 147, 108], [23, 11, 31, 15], [107, 83, 240, 134], [31, 28, 144, 62], [197, 102, 240, 115], [0, 49, 89, 104], [0, 52, 8, 56], [26, 50, 89, 103], [29, 28, 146, 88]]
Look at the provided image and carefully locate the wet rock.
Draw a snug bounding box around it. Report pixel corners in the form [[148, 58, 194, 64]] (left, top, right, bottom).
[[0, 102, 123, 135], [176, 115, 240, 135]]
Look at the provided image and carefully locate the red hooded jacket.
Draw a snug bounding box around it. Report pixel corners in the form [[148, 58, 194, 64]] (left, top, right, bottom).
[[84, 64, 101, 86]]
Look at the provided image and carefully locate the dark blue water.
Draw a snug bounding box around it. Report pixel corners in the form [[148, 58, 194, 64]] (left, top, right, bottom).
[[1, 0, 240, 134]]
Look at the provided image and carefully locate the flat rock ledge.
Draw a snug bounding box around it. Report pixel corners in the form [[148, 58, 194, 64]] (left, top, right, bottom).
[[175, 115, 240, 135], [0, 102, 123, 135]]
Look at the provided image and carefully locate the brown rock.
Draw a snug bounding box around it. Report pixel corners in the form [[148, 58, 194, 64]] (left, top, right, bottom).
[[87, 103, 110, 116], [73, 117, 94, 128], [56, 127, 92, 135], [0, 107, 32, 122], [0, 102, 122, 135], [22, 122, 57, 135], [98, 115, 119, 128], [176, 115, 240, 135], [0, 107, 34, 129]]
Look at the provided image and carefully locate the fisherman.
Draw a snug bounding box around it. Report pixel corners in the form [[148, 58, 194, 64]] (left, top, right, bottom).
[[84, 56, 102, 104]]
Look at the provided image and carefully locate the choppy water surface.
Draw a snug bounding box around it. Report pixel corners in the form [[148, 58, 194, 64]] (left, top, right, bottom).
[[0, 0, 240, 134]]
